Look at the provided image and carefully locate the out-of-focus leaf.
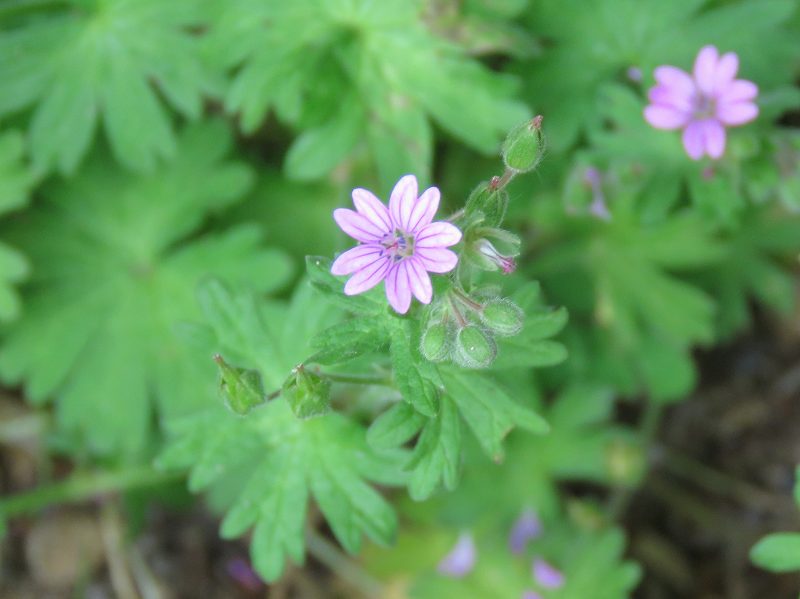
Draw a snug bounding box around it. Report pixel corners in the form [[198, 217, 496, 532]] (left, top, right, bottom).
[[0, 122, 291, 455]]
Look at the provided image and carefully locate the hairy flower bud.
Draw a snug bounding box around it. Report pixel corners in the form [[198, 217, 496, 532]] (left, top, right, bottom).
[[502, 116, 545, 173], [282, 365, 331, 419], [214, 354, 265, 416], [420, 321, 451, 362], [465, 180, 509, 227], [480, 298, 524, 336], [467, 238, 518, 274], [453, 325, 497, 369]]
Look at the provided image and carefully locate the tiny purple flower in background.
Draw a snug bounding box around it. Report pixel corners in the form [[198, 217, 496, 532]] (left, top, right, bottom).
[[437, 532, 476, 578], [225, 557, 263, 592], [644, 45, 758, 160], [509, 509, 542, 554], [533, 558, 565, 589], [583, 167, 611, 221], [522, 592, 543, 599], [332, 175, 462, 314]]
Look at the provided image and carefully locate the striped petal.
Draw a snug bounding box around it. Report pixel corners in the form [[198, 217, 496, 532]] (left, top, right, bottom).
[[415, 247, 458, 273], [331, 244, 385, 275], [406, 258, 432, 304], [406, 186, 440, 233], [334, 208, 385, 242], [343, 255, 391, 295], [352, 188, 392, 232], [415, 222, 462, 248], [389, 174, 418, 231], [384, 262, 412, 314]]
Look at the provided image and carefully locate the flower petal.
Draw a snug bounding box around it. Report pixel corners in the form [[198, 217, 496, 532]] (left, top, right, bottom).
[[693, 45, 719, 96], [718, 79, 758, 104], [415, 247, 458, 273], [704, 119, 726, 159], [713, 52, 739, 95], [343, 255, 391, 295], [716, 101, 758, 126], [407, 186, 440, 233], [532, 559, 565, 589], [352, 188, 392, 232], [682, 120, 706, 160], [654, 66, 695, 98], [648, 85, 693, 112], [384, 263, 412, 314], [389, 174, 418, 231], [406, 258, 432, 304], [437, 533, 476, 578], [334, 208, 385, 242], [644, 104, 691, 130], [331, 244, 385, 275], [415, 222, 462, 248]]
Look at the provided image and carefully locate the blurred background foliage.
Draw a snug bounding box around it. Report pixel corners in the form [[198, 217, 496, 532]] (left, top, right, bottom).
[[0, 0, 799, 597]]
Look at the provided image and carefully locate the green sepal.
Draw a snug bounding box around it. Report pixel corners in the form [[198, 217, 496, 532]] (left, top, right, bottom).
[[282, 366, 331, 420], [214, 354, 265, 416]]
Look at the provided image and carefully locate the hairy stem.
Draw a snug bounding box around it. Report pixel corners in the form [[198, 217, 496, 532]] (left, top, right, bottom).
[[318, 371, 393, 387]]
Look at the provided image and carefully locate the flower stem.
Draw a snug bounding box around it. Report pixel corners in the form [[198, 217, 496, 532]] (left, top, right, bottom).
[[318, 371, 393, 387], [0, 465, 184, 520], [305, 528, 383, 598]]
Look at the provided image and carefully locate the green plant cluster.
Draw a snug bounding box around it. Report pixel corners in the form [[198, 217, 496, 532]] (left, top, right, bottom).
[[0, 0, 798, 596]]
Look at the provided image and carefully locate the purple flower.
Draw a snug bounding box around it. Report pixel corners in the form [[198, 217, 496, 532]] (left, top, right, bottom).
[[644, 45, 758, 160], [437, 532, 476, 578], [532, 558, 565, 589], [332, 175, 462, 314], [522, 592, 543, 599], [509, 509, 542, 554]]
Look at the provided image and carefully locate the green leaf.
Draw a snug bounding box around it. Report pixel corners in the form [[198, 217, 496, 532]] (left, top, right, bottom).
[[492, 282, 569, 370], [389, 319, 438, 417], [442, 369, 548, 461], [159, 283, 407, 581], [0, 130, 34, 322], [0, 0, 212, 173], [0, 122, 291, 455], [209, 0, 528, 181], [306, 255, 385, 312], [751, 533, 800, 573], [310, 317, 389, 365], [406, 395, 461, 500], [367, 401, 426, 450]]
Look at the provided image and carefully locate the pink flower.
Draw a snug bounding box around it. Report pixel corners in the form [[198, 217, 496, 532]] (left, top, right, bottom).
[[332, 175, 462, 314], [644, 45, 758, 160]]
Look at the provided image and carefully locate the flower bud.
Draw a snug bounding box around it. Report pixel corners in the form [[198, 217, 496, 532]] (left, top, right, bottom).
[[469, 239, 516, 274], [465, 180, 510, 227], [480, 299, 524, 336], [502, 116, 545, 173], [214, 354, 265, 415], [282, 365, 331, 419], [420, 321, 451, 362], [453, 325, 496, 369]]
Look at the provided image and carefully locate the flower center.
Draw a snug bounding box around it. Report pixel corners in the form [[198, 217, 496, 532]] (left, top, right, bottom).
[[693, 94, 716, 120], [381, 229, 415, 262]]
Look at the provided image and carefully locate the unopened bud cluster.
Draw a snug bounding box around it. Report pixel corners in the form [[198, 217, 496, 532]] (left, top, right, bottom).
[[420, 290, 524, 369]]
